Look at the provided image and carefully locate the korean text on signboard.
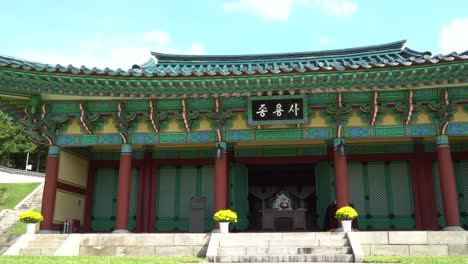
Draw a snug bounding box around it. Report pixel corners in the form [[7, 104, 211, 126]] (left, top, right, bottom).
[[247, 95, 308, 125]]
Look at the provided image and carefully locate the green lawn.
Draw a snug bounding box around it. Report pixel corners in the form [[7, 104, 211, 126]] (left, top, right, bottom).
[[7, 208, 41, 235], [366, 255, 468, 264], [0, 182, 41, 210], [0, 256, 206, 264]]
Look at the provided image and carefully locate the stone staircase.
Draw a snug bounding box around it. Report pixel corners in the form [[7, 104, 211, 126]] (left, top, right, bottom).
[[19, 234, 68, 255], [0, 183, 43, 234], [209, 232, 355, 263]]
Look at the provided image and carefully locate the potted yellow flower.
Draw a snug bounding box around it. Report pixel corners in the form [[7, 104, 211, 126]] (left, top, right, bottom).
[[213, 209, 237, 233], [335, 206, 358, 232], [19, 211, 43, 234]]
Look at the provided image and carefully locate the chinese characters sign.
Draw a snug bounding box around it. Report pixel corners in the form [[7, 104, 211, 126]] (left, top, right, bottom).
[[247, 95, 308, 125]]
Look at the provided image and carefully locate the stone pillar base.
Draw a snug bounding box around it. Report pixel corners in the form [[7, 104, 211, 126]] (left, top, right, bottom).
[[112, 229, 131, 234], [37, 230, 61, 234], [443, 226, 465, 231]]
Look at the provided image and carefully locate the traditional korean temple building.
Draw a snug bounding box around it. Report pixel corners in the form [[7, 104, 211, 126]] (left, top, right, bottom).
[[0, 40, 467, 233]]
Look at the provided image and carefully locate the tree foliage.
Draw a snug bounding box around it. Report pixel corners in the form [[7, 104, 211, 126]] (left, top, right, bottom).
[[0, 111, 37, 168]]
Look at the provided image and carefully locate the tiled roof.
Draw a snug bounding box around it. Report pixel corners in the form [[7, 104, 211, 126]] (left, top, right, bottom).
[[1, 40, 467, 77]]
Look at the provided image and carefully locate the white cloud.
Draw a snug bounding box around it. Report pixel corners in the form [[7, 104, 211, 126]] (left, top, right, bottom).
[[21, 30, 205, 69], [315, 0, 357, 16], [224, 0, 309, 21], [319, 37, 333, 44], [439, 17, 468, 54], [140, 30, 171, 46], [186, 43, 205, 55]]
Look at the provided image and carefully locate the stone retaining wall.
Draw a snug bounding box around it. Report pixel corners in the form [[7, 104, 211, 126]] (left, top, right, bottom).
[[357, 231, 468, 256], [79, 233, 210, 257]]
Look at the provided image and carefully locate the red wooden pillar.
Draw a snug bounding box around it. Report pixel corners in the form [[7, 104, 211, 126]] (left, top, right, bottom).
[[436, 135, 463, 230], [39, 146, 60, 233], [333, 138, 350, 209], [113, 144, 132, 233], [214, 143, 228, 228], [411, 142, 438, 230]]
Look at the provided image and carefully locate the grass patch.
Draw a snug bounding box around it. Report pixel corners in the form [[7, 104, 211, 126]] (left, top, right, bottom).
[[0, 256, 206, 264], [365, 255, 468, 264], [7, 208, 41, 235], [0, 182, 41, 209]]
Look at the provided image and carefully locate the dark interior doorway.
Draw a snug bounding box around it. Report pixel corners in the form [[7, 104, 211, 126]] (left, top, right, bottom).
[[247, 163, 317, 231]]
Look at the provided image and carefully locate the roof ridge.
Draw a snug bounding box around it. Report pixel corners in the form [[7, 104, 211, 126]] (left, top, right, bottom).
[[152, 40, 409, 63]]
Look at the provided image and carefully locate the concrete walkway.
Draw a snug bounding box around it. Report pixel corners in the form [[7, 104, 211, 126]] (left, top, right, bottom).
[[0, 168, 44, 183]]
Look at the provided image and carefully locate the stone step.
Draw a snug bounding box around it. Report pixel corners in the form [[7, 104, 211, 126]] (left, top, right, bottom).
[[33, 234, 68, 241], [219, 239, 349, 247], [218, 246, 351, 255], [28, 240, 64, 248], [20, 247, 57, 256], [219, 233, 347, 241], [210, 254, 354, 263]]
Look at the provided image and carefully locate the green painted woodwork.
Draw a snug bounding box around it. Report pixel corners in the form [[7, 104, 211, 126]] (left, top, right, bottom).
[[91, 168, 138, 231], [156, 165, 215, 231], [179, 149, 199, 158], [262, 147, 297, 156], [2, 88, 468, 147], [81, 135, 99, 145], [315, 161, 335, 230], [229, 163, 249, 231], [154, 149, 178, 159], [189, 131, 216, 143], [302, 146, 327, 156], [348, 161, 414, 230], [159, 133, 187, 143], [226, 130, 252, 141], [344, 127, 372, 138], [255, 129, 303, 140], [374, 126, 405, 136]]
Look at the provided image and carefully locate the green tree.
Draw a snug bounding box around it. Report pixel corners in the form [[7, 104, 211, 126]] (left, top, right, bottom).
[[0, 111, 36, 168]]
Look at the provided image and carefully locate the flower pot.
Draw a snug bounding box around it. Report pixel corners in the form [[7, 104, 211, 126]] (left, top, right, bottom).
[[26, 223, 36, 234], [341, 220, 352, 232], [219, 222, 230, 234]]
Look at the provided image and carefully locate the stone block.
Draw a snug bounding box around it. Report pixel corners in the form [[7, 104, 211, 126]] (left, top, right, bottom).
[[220, 239, 268, 247], [361, 244, 370, 256], [221, 233, 250, 240], [79, 246, 116, 256], [137, 234, 174, 246], [249, 232, 282, 240], [116, 246, 156, 256], [174, 233, 210, 246], [409, 245, 448, 256], [99, 234, 137, 246], [448, 244, 468, 255], [269, 239, 319, 247], [370, 245, 409, 255], [80, 234, 99, 246], [282, 232, 316, 240], [427, 231, 467, 245], [218, 247, 246, 255], [246, 247, 268, 255], [357, 232, 389, 245], [316, 232, 346, 240], [319, 239, 349, 247], [155, 246, 193, 256], [389, 231, 428, 244]]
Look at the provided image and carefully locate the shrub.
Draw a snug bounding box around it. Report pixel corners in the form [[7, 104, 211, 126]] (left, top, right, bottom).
[[335, 206, 358, 221], [213, 209, 238, 223], [19, 211, 43, 223]]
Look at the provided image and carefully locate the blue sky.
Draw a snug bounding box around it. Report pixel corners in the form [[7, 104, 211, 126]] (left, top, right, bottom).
[[1, 0, 467, 69]]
